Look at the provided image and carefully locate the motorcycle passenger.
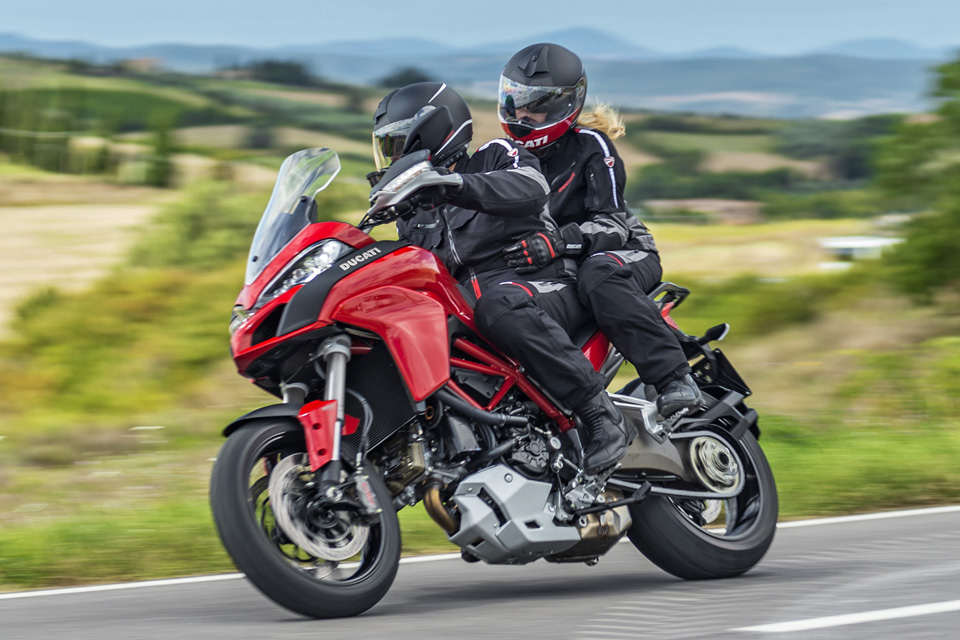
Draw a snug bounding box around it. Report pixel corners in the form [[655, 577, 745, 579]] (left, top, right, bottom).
[[373, 82, 635, 474], [497, 43, 704, 421]]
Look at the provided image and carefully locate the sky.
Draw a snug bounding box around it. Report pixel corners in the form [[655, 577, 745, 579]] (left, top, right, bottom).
[[3, 0, 958, 54]]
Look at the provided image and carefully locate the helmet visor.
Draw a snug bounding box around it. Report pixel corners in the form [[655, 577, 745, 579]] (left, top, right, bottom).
[[498, 76, 586, 130], [372, 105, 437, 170]]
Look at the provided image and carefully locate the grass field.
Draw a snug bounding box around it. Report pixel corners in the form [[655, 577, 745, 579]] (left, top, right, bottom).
[[635, 131, 774, 153], [652, 218, 873, 277], [699, 150, 823, 176]]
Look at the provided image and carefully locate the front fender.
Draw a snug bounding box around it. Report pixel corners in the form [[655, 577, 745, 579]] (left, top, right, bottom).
[[223, 403, 361, 471], [222, 403, 300, 438]]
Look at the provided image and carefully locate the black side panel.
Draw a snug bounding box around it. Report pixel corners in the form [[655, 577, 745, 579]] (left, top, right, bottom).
[[222, 403, 301, 437], [224, 346, 417, 448], [342, 344, 418, 451], [277, 240, 409, 336]]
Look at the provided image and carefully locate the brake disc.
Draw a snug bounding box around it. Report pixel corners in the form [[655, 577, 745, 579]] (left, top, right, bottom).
[[689, 435, 742, 494], [268, 454, 369, 562]]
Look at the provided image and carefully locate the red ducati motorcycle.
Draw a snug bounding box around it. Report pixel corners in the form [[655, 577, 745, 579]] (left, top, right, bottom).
[[210, 148, 778, 619]]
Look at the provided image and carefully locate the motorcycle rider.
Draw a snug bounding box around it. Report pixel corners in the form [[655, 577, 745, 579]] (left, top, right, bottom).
[[497, 43, 704, 422], [372, 82, 635, 474]]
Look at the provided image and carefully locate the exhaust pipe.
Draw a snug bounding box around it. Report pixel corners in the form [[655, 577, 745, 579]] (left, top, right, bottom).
[[423, 479, 459, 536]]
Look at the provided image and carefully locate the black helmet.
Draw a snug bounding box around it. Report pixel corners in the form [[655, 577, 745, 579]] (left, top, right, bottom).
[[498, 43, 586, 150], [372, 82, 473, 170]]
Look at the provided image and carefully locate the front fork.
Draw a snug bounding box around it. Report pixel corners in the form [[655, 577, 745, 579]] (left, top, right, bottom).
[[320, 334, 352, 465], [282, 333, 381, 517], [282, 333, 352, 477]]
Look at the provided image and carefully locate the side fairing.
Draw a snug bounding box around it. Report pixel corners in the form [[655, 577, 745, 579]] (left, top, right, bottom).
[[333, 286, 451, 402], [299, 244, 471, 402]]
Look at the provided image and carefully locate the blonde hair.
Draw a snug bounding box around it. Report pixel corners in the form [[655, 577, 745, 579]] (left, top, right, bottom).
[[576, 102, 625, 140]]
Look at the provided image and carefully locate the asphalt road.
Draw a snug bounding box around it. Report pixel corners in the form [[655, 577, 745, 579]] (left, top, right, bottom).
[[2, 507, 959, 640]]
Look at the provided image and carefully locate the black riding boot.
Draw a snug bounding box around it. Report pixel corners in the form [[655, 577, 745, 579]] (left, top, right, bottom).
[[656, 373, 705, 420], [577, 392, 637, 474]]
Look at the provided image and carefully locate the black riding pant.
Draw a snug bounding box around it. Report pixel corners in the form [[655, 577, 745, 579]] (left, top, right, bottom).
[[473, 270, 604, 409], [577, 250, 689, 389]]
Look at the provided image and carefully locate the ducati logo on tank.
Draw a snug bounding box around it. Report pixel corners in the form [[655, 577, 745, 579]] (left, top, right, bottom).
[[339, 246, 383, 271]]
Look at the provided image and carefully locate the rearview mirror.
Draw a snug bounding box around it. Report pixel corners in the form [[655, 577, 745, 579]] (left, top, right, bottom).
[[697, 323, 730, 345]]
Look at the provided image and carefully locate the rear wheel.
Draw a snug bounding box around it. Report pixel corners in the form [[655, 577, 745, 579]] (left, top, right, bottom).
[[210, 419, 400, 618], [627, 430, 777, 579]]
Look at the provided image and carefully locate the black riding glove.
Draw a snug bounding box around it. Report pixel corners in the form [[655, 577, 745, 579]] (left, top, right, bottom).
[[557, 222, 585, 257], [503, 228, 566, 274]]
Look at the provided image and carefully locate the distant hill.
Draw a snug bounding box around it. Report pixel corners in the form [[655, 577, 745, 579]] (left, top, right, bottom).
[[0, 29, 952, 118], [471, 27, 659, 59], [677, 47, 762, 60], [812, 38, 947, 60]]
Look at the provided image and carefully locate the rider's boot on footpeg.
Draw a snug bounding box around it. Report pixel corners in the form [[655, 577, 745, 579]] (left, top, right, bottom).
[[656, 373, 705, 423], [577, 392, 637, 475]]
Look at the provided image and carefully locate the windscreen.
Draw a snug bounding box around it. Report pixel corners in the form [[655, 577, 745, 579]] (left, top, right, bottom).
[[245, 148, 341, 284]]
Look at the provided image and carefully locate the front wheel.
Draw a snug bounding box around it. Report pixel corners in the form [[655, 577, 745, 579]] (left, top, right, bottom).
[[627, 430, 777, 579], [210, 419, 401, 618]]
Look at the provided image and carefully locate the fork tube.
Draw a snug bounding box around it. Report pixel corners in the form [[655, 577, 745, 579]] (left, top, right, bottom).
[[320, 334, 352, 462]]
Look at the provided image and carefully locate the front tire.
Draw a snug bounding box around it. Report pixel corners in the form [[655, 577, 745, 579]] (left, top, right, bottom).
[[627, 431, 777, 579], [210, 419, 401, 618]]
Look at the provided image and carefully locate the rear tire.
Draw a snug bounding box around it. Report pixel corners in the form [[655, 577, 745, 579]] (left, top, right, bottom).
[[627, 431, 777, 579], [210, 419, 401, 618]]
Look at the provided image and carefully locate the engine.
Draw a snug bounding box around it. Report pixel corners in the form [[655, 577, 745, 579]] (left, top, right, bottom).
[[506, 431, 551, 478], [375, 398, 633, 565], [448, 463, 580, 564]]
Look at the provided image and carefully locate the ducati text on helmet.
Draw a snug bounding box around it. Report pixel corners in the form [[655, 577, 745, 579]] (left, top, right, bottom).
[[372, 82, 473, 170], [498, 43, 586, 150]]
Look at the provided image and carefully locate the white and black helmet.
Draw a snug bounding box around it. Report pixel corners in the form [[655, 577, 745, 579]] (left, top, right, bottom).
[[372, 82, 473, 170]]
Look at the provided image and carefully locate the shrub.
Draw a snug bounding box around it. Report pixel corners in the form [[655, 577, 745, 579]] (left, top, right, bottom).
[[761, 189, 886, 220]]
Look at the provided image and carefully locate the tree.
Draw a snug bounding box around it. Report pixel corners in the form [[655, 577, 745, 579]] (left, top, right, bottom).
[[877, 56, 960, 298], [376, 67, 435, 88], [775, 115, 902, 181], [145, 110, 176, 188], [248, 60, 315, 87]]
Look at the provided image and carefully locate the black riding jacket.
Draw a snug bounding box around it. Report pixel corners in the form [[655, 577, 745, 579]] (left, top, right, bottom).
[[536, 126, 657, 257], [397, 139, 563, 288]]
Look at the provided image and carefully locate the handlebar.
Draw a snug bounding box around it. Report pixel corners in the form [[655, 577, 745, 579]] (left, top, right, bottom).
[[359, 160, 462, 231]]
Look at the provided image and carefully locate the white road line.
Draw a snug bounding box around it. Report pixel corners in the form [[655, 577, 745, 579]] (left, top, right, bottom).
[[1, 505, 958, 601], [777, 505, 960, 528], [0, 574, 245, 601], [734, 600, 960, 633], [0, 553, 463, 601], [395, 552, 461, 564]]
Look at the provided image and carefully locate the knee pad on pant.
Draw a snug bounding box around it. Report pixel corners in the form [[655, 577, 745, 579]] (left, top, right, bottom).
[[474, 287, 535, 336], [577, 254, 630, 299]]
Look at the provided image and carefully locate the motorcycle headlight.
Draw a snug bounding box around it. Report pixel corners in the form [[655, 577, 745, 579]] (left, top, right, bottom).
[[256, 240, 349, 310], [229, 305, 253, 336]]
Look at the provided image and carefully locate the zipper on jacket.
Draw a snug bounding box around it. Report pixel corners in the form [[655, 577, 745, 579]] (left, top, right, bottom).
[[443, 218, 481, 298], [444, 216, 466, 274], [549, 161, 577, 190], [586, 169, 600, 210]]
